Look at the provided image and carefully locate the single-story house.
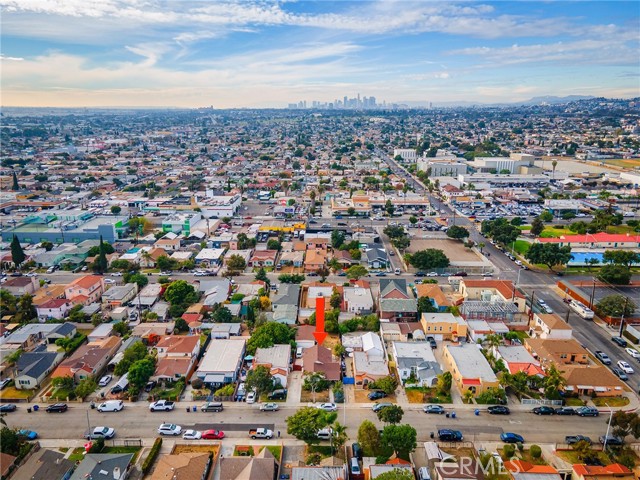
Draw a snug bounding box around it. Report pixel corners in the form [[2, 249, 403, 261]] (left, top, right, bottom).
[[302, 345, 341, 381], [392, 341, 443, 387], [14, 346, 65, 390], [253, 344, 291, 388], [442, 343, 500, 397], [196, 338, 246, 386]]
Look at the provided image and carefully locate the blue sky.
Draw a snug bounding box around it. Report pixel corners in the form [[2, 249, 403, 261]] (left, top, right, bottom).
[[1, 1, 638, 107]]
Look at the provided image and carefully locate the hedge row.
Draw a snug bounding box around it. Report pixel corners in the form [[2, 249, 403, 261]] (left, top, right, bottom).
[[142, 437, 162, 474]]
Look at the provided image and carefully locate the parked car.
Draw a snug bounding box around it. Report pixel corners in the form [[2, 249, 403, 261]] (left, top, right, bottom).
[[576, 406, 599, 417], [599, 435, 624, 446], [612, 336, 628, 348], [98, 375, 113, 387], [46, 403, 68, 413], [18, 429, 38, 440], [182, 429, 202, 440], [532, 406, 555, 415], [0, 379, 11, 390], [158, 423, 182, 436], [202, 429, 225, 439], [200, 402, 224, 412], [259, 403, 279, 412], [144, 381, 157, 392], [612, 367, 629, 381], [565, 435, 591, 445], [368, 390, 387, 400], [438, 429, 463, 441], [487, 405, 510, 415], [426, 336, 437, 349], [617, 360, 634, 374], [423, 404, 445, 414], [426, 272, 438, 277], [371, 402, 393, 412], [317, 403, 337, 412], [267, 389, 287, 400], [85, 426, 115, 440], [0, 404, 17, 413], [500, 432, 524, 443], [625, 348, 640, 359], [555, 407, 575, 416]]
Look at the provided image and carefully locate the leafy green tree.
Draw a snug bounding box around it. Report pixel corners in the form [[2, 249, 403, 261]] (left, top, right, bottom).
[[371, 376, 398, 395], [407, 249, 450, 270], [15, 294, 36, 323], [543, 363, 566, 400], [358, 420, 381, 457], [436, 372, 453, 396], [74, 376, 98, 398], [525, 243, 572, 272], [391, 236, 410, 251], [539, 210, 554, 222], [330, 290, 342, 309], [330, 422, 348, 453], [267, 239, 282, 251], [0, 427, 20, 456], [381, 424, 417, 459], [331, 230, 345, 249], [302, 372, 330, 393], [530, 217, 544, 237], [255, 267, 269, 286], [611, 411, 640, 439], [41, 241, 54, 251], [67, 304, 87, 323], [246, 365, 274, 397], [10, 235, 25, 268], [598, 264, 631, 285], [417, 297, 438, 314], [376, 405, 404, 424], [226, 255, 246, 272], [94, 235, 108, 274], [11, 171, 19, 191], [123, 272, 148, 289], [446, 225, 469, 240], [346, 265, 368, 280], [247, 322, 295, 355], [114, 341, 149, 376], [112, 321, 130, 337], [164, 280, 199, 306], [596, 295, 637, 318], [157, 256, 178, 272], [174, 318, 189, 332], [128, 357, 156, 392], [286, 407, 333, 445], [278, 274, 306, 284], [385, 200, 394, 216], [212, 306, 233, 323], [603, 250, 640, 268], [0, 290, 17, 315], [52, 376, 74, 391], [110, 205, 122, 215], [383, 225, 405, 239], [375, 469, 416, 480]]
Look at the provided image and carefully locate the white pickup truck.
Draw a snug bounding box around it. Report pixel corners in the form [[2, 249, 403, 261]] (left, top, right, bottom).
[[249, 427, 274, 439], [149, 400, 175, 412]]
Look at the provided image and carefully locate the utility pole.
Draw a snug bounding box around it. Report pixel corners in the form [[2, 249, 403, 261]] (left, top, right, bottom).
[[589, 278, 596, 310], [565, 306, 571, 325], [618, 296, 630, 338], [603, 403, 613, 451]]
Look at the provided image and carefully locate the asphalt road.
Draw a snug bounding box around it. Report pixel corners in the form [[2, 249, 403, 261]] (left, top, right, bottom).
[[2, 403, 611, 444]]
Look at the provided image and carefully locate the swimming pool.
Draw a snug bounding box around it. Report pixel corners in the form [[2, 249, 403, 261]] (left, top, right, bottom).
[[568, 251, 604, 265]]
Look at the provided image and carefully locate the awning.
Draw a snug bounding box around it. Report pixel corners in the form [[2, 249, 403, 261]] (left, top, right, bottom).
[[594, 387, 607, 392], [204, 374, 226, 383], [564, 386, 574, 391], [577, 385, 593, 389]]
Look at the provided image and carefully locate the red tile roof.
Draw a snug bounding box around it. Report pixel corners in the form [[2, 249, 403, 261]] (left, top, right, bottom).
[[573, 463, 632, 476], [539, 233, 640, 244], [462, 279, 525, 299]]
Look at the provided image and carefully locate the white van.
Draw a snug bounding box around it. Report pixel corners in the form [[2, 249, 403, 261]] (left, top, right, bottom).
[[350, 457, 361, 475], [96, 400, 124, 412], [296, 347, 304, 359], [246, 389, 257, 404]]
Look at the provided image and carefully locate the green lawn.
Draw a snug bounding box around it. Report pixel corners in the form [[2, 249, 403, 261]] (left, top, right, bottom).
[[102, 446, 142, 462], [557, 449, 611, 465], [264, 446, 282, 459], [155, 381, 185, 401], [564, 397, 586, 407], [512, 240, 531, 255], [68, 447, 86, 461], [539, 227, 574, 238], [592, 396, 630, 407]]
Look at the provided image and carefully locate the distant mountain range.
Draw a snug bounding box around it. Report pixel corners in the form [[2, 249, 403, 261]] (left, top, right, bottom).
[[400, 95, 598, 108]]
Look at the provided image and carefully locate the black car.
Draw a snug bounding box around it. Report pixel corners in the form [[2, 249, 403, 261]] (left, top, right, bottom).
[[423, 404, 445, 414], [599, 435, 624, 446], [426, 336, 437, 349], [612, 368, 629, 381], [576, 407, 599, 417], [488, 405, 510, 415], [0, 404, 17, 413], [565, 435, 592, 445], [612, 336, 628, 348], [438, 429, 463, 441], [367, 390, 387, 400], [144, 381, 157, 392], [555, 407, 575, 415], [46, 403, 68, 413], [415, 272, 426, 277], [532, 406, 555, 415], [453, 271, 468, 277]]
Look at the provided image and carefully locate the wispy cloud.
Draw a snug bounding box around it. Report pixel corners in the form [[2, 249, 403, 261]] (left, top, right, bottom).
[[0, 54, 24, 61]]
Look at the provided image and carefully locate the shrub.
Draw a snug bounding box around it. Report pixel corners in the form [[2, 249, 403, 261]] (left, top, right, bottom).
[[191, 378, 204, 389], [530, 445, 542, 458], [89, 437, 104, 453], [142, 437, 162, 474], [503, 444, 515, 458], [517, 442, 524, 452]]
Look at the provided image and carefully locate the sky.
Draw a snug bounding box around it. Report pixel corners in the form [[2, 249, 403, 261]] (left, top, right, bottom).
[[1, 1, 639, 108]]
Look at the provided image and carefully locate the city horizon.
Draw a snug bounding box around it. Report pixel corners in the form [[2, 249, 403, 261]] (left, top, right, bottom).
[[1, 1, 638, 108]]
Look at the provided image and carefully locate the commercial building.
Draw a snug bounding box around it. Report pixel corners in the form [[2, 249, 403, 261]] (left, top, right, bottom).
[[196, 338, 246, 386]]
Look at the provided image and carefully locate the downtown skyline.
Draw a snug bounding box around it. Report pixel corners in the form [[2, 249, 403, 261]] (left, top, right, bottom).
[[1, 0, 639, 108]]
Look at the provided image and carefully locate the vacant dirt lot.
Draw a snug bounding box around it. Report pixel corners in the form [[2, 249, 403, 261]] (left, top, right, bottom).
[[407, 238, 481, 262]]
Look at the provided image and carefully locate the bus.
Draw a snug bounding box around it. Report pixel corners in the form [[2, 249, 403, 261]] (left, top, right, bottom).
[[569, 300, 595, 320]]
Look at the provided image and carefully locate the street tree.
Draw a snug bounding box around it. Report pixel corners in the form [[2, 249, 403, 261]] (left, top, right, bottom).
[[611, 411, 640, 439], [372, 375, 398, 395], [383, 225, 406, 239], [598, 264, 632, 285], [286, 407, 334, 445], [376, 405, 404, 424], [446, 225, 469, 240], [110, 206, 122, 215], [227, 254, 247, 272], [74, 376, 98, 399], [255, 267, 270, 286], [391, 236, 410, 252], [381, 424, 417, 459], [358, 420, 381, 457], [346, 265, 368, 280], [375, 470, 416, 480], [10, 235, 25, 268], [128, 357, 156, 392], [407, 249, 450, 270], [246, 365, 274, 397], [530, 217, 544, 237], [603, 250, 640, 268], [525, 243, 572, 272], [124, 272, 149, 289], [596, 295, 637, 318], [539, 210, 554, 222]]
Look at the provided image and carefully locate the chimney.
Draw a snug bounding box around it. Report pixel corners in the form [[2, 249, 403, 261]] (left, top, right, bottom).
[[113, 466, 120, 479]]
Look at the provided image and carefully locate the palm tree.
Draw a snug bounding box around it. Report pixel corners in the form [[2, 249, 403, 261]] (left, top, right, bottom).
[[463, 390, 474, 404], [551, 160, 558, 180], [484, 333, 503, 350], [543, 363, 566, 399], [478, 242, 486, 254]]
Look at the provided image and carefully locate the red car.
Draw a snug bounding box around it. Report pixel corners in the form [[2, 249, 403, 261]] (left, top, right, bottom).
[[202, 429, 225, 440]]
